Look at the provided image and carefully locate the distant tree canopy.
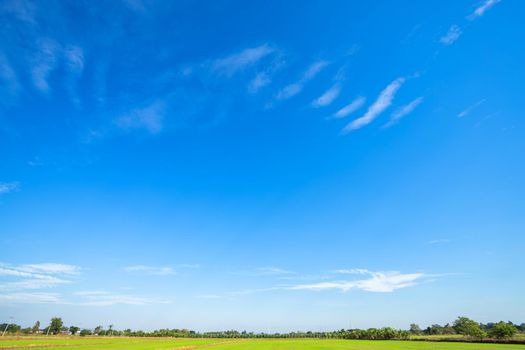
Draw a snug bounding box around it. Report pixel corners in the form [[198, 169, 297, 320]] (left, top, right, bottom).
[[2, 316, 524, 341]]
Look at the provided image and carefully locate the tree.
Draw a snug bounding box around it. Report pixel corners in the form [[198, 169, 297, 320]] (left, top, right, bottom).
[[409, 323, 422, 335], [108, 325, 114, 336], [32, 321, 40, 333], [69, 326, 80, 335], [94, 325, 103, 335], [489, 322, 517, 340], [49, 317, 63, 335], [453, 317, 486, 339], [80, 329, 91, 336]]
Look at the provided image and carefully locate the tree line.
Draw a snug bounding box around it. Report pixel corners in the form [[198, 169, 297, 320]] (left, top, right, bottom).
[[2, 316, 524, 341]]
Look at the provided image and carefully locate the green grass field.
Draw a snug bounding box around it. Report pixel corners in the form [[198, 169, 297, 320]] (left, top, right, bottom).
[[1, 338, 525, 350]]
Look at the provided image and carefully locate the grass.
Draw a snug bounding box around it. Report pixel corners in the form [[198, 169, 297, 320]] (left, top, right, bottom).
[[1, 337, 525, 350]]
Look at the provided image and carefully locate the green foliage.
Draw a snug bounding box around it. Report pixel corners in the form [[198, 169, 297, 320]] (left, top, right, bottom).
[[80, 329, 92, 336], [409, 324, 422, 335], [489, 322, 517, 340], [453, 317, 486, 339], [69, 326, 80, 335], [49, 317, 63, 335], [32, 321, 40, 333]]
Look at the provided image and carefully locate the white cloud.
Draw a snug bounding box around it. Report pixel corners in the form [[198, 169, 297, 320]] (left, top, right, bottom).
[[440, 25, 462, 45], [0, 292, 63, 304], [342, 77, 405, 133], [248, 72, 271, 93], [290, 270, 425, 293], [277, 60, 329, 100], [0, 277, 69, 291], [333, 268, 371, 275], [333, 96, 366, 118], [212, 44, 274, 77], [31, 38, 60, 93], [124, 265, 176, 276], [64, 46, 84, 75], [0, 54, 20, 99], [0, 263, 81, 292], [312, 84, 341, 108], [75, 291, 169, 306], [0, 181, 19, 194], [255, 267, 294, 276], [116, 101, 165, 134], [469, 0, 501, 20], [0, 0, 37, 24], [19, 263, 81, 275], [383, 96, 424, 128], [426, 239, 451, 245], [458, 99, 485, 117]]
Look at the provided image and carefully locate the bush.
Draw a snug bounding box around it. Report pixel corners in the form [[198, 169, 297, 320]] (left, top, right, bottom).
[[489, 322, 517, 340]]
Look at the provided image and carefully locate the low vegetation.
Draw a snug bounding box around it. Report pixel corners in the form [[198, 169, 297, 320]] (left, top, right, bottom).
[[1, 316, 523, 344]]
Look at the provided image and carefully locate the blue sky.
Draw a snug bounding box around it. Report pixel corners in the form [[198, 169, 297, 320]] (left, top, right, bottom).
[[1, 0, 524, 332]]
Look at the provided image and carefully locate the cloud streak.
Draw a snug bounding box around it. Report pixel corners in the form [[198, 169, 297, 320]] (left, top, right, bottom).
[[440, 25, 462, 45], [290, 270, 426, 293], [212, 44, 274, 77], [383, 96, 424, 128], [277, 60, 329, 100], [333, 96, 366, 119], [312, 83, 341, 108], [458, 99, 485, 117], [74, 291, 169, 306], [469, 0, 501, 20], [0, 263, 81, 293], [115, 101, 165, 134], [0, 181, 19, 194], [342, 77, 405, 133], [124, 265, 176, 276]]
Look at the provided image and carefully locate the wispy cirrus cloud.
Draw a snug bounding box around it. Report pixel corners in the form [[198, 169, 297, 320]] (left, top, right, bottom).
[[342, 77, 405, 133], [115, 101, 165, 134], [248, 54, 285, 94], [458, 99, 485, 117], [255, 267, 294, 276], [124, 265, 176, 276], [0, 263, 81, 293], [0, 0, 37, 24], [383, 96, 424, 128], [440, 25, 462, 45], [31, 38, 61, 93], [0, 292, 63, 304], [0, 54, 21, 101], [277, 60, 329, 100], [212, 44, 275, 77], [312, 83, 341, 108], [333, 96, 366, 119], [426, 239, 451, 245], [74, 291, 170, 306], [20, 263, 81, 275], [333, 268, 371, 275], [230, 266, 295, 277], [0, 181, 20, 194], [290, 270, 426, 293], [468, 0, 501, 20]]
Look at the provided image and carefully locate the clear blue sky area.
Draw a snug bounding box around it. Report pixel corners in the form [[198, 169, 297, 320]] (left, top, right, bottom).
[[1, 0, 524, 332]]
